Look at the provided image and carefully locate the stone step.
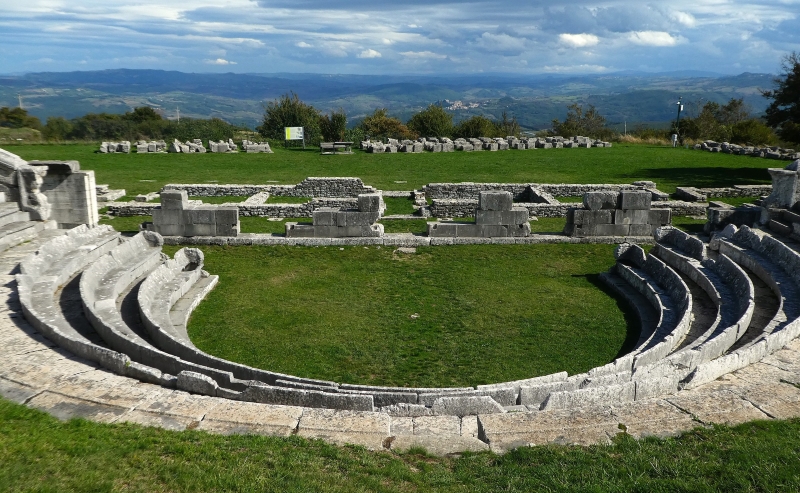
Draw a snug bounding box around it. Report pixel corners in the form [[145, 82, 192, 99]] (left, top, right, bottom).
[[768, 218, 792, 236], [0, 221, 52, 253]]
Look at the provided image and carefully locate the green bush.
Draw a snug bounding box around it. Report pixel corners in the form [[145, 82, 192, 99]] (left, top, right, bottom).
[[257, 92, 322, 145], [406, 104, 454, 138]]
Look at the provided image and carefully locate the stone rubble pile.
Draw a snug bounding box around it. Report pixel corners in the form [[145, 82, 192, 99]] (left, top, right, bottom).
[[361, 135, 610, 153], [241, 140, 273, 153], [98, 141, 131, 153], [168, 139, 207, 153], [209, 139, 239, 153], [136, 140, 168, 153], [694, 140, 800, 161]]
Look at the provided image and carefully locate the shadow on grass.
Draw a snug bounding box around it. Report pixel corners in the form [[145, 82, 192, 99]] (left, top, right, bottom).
[[632, 167, 772, 189], [581, 272, 641, 360]]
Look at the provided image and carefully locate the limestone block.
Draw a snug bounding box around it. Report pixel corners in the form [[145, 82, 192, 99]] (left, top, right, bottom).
[[161, 190, 189, 210], [432, 396, 505, 416], [184, 223, 217, 237], [414, 415, 461, 436], [389, 435, 489, 455], [572, 209, 614, 227], [313, 209, 338, 226], [28, 391, 128, 423], [614, 209, 651, 225], [666, 389, 768, 425], [519, 380, 580, 408], [297, 408, 390, 449], [629, 223, 656, 236], [619, 191, 651, 210], [478, 191, 513, 211], [214, 207, 238, 224], [595, 224, 631, 236], [198, 401, 303, 436], [358, 193, 383, 212], [650, 209, 672, 226], [153, 208, 184, 226], [186, 208, 215, 225], [475, 209, 528, 225], [478, 225, 509, 237]]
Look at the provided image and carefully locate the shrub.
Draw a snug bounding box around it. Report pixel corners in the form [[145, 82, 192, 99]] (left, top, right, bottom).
[[406, 104, 453, 138]]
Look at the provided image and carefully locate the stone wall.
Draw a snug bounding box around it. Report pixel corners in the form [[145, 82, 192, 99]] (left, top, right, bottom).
[[30, 160, 99, 228], [422, 181, 665, 200], [163, 177, 377, 198], [429, 199, 700, 219], [148, 191, 239, 237], [675, 185, 772, 202], [563, 191, 671, 237]]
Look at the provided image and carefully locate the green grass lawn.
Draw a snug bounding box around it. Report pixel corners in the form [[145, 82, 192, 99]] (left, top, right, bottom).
[[6, 143, 778, 197], [1, 398, 799, 492], [183, 244, 634, 387]]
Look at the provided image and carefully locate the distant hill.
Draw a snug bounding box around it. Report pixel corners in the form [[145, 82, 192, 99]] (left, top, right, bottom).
[[0, 70, 775, 131]]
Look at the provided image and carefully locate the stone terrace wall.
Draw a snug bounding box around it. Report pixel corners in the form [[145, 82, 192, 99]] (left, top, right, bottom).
[[423, 181, 663, 200], [676, 185, 772, 202], [430, 199, 704, 219], [164, 177, 377, 198]]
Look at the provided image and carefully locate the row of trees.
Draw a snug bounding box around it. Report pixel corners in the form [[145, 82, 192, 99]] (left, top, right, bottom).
[[257, 93, 523, 144], [675, 98, 776, 145], [0, 106, 246, 142]]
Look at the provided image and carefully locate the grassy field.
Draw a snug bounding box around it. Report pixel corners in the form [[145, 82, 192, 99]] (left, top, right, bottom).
[[182, 244, 632, 387], [2, 398, 799, 492], [6, 143, 777, 197]]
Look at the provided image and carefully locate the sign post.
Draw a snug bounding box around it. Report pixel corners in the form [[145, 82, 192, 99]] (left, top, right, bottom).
[[284, 127, 305, 149]]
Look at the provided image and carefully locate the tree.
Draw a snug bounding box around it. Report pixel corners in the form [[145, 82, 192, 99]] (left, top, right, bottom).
[[677, 98, 776, 145], [124, 106, 162, 124], [0, 107, 42, 130], [257, 92, 321, 144], [551, 104, 607, 137], [319, 108, 347, 142], [358, 109, 415, 140], [406, 104, 453, 138], [762, 52, 800, 144], [42, 116, 72, 141], [498, 111, 521, 137], [453, 115, 500, 138]]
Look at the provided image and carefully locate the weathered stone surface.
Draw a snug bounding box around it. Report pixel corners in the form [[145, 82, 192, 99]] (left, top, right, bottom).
[[297, 408, 391, 449], [118, 390, 220, 430], [27, 391, 128, 423], [666, 389, 769, 425], [414, 415, 460, 436], [478, 406, 618, 452], [611, 399, 697, 438], [176, 371, 219, 396], [583, 192, 619, 210], [432, 396, 505, 416], [198, 401, 303, 436], [389, 434, 488, 455], [0, 376, 39, 404]]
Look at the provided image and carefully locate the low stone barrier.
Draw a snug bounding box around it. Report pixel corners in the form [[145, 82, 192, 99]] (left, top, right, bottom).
[[694, 140, 800, 161]]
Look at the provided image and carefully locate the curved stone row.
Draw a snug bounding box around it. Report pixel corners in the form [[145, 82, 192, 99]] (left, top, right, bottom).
[[13, 224, 794, 415], [2, 222, 800, 453]]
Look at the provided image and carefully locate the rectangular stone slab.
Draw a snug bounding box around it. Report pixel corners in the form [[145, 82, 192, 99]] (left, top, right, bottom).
[[28, 391, 128, 423], [297, 408, 391, 450], [198, 401, 303, 436]]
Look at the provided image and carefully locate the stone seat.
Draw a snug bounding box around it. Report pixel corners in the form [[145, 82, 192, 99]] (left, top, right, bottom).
[[15, 225, 138, 376], [78, 232, 247, 392], [684, 225, 800, 388]]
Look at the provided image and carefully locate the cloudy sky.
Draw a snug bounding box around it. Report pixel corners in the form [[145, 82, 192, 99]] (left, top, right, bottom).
[[2, 0, 798, 75]]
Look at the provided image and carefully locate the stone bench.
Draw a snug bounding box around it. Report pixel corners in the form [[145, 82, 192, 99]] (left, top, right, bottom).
[[15, 225, 137, 376], [78, 232, 247, 392], [685, 225, 800, 388]]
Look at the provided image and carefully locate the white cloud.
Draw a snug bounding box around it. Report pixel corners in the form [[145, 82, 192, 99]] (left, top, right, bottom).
[[382, 38, 393, 45], [357, 49, 381, 58], [204, 58, 237, 65], [296, 41, 313, 48], [558, 33, 599, 48], [628, 31, 680, 47], [399, 51, 446, 59], [668, 10, 697, 28]]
